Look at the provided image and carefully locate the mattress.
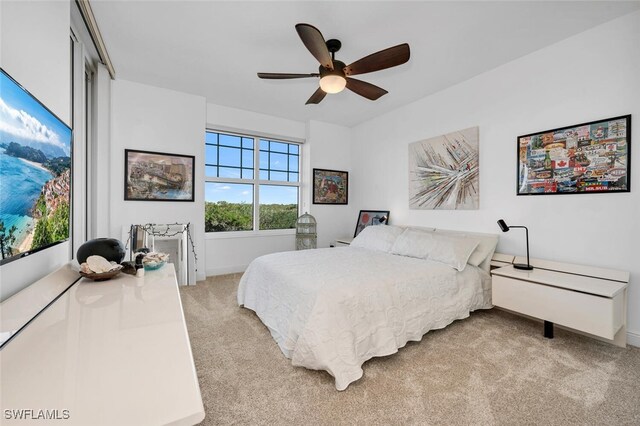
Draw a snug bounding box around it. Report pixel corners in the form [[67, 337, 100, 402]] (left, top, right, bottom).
[[237, 246, 491, 390]]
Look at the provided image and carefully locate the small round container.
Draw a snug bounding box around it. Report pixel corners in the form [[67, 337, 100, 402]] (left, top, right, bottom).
[[143, 260, 166, 271]]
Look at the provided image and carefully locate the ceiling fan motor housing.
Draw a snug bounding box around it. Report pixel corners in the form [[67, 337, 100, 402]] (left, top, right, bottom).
[[320, 60, 346, 78]]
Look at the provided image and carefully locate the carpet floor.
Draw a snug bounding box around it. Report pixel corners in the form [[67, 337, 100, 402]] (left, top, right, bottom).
[[180, 274, 640, 425]]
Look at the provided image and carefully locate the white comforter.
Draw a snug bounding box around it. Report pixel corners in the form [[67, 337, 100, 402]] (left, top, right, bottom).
[[237, 247, 491, 390]]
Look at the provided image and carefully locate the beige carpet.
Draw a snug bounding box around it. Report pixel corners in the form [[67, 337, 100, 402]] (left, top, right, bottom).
[[180, 274, 640, 425]]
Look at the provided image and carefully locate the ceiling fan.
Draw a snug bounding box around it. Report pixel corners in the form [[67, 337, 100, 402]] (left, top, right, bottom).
[[257, 23, 410, 105]]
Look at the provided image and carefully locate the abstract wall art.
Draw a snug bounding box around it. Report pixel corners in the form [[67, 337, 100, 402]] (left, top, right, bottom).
[[408, 126, 479, 210]]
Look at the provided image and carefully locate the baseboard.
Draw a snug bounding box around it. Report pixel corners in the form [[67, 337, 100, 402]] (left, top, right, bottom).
[[627, 330, 640, 348], [206, 264, 248, 277]]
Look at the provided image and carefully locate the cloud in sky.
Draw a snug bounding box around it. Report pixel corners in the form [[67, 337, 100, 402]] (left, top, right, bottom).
[[219, 185, 231, 190], [0, 98, 66, 151], [241, 190, 250, 195]]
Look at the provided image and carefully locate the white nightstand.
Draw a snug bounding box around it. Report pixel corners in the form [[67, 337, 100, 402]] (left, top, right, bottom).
[[335, 237, 354, 246], [491, 257, 629, 347]]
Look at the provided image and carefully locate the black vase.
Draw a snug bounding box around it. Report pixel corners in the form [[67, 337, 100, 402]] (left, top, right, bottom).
[[77, 238, 126, 264]]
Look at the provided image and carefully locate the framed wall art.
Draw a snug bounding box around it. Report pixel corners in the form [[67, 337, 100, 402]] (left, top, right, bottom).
[[313, 168, 348, 204], [409, 126, 479, 210], [517, 115, 631, 195], [354, 210, 389, 237], [125, 149, 195, 201]]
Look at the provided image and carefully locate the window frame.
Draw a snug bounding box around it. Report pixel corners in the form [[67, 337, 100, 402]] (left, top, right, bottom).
[[204, 129, 301, 238]]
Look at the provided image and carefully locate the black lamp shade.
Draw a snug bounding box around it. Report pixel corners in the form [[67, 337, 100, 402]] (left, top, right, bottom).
[[497, 219, 509, 232]]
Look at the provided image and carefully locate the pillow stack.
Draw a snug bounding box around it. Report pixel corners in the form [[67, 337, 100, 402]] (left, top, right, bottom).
[[434, 229, 499, 271], [350, 225, 498, 272], [390, 229, 479, 271]]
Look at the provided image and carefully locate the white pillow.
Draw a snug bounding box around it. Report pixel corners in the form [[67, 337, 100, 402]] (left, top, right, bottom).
[[351, 225, 404, 252], [468, 235, 499, 267], [435, 229, 499, 269], [428, 234, 480, 272], [390, 228, 436, 259]]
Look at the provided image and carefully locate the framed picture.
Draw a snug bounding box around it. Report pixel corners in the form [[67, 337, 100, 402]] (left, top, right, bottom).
[[354, 210, 390, 237], [313, 168, 348, 204], [409, 126, 479, 210], [517, 115, 631, 195], [125, 149, 195, 201]]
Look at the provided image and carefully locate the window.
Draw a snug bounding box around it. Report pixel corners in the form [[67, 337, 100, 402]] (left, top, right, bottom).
[[205, 131, 300, 233]]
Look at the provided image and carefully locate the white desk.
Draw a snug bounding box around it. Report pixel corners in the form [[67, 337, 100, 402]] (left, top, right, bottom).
[[0, 264, 205, 425]]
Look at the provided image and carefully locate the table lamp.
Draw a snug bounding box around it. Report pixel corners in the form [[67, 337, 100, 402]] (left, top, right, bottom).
[[497, 219, 533, 270]]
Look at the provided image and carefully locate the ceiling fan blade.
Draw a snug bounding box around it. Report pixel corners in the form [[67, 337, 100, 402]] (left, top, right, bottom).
[[345, 78, 388, 101], [295, 23, 334, 70], [257, 73, 319, 79], [344, 43, 410, 76], [305, 87, 327, 105]]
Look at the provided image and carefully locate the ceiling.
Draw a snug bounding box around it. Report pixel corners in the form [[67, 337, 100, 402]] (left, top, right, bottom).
[[91, 1, 640, 127]]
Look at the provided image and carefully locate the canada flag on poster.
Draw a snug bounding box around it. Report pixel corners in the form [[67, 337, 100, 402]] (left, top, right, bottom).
[[552, 158, 570, 169]]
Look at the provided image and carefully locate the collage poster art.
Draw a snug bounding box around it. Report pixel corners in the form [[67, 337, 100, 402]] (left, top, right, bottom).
[[518, 115, 630, 195]]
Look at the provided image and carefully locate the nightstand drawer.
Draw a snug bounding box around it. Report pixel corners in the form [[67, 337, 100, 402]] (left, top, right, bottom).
[[492, 276, 624, 340]]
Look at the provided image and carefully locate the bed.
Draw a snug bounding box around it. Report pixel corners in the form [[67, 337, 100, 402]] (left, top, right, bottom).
[[237, 226, 498, 390]]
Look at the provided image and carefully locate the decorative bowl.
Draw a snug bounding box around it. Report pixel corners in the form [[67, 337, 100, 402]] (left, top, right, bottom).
[[79, 265, 123, 281], [143, 261, 166, 271]]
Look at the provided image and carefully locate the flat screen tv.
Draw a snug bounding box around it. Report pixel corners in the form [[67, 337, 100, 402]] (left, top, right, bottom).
[[0, 68, 72, 265]]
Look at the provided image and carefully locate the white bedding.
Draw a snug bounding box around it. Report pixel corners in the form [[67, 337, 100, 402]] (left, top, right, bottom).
[[237, 246, 492, 390]]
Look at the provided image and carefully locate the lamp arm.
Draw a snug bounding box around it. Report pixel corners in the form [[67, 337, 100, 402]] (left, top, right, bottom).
[[508, 225, 530, 267], [524, 226, 530, 267]]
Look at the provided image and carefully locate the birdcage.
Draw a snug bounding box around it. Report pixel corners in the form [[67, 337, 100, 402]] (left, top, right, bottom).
[[295, 212, 317, 250]]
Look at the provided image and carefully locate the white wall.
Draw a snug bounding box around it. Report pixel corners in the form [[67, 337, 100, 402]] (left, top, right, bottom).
[[207, 103, 306, 143], [109, 80, 207, 282], [351, 11, 640, 337], [306, 121, 353, 248], [0, 0, 72, 301]]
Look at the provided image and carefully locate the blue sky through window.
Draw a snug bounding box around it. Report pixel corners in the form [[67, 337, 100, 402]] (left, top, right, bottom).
[[205, 182, 297, 205], [205, 131, 299, 208], [260, 185, 298, 205], [205, 182, 252, 203]]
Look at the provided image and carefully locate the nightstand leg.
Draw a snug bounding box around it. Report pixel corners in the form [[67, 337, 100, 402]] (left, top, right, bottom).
[[544, 321, 554, 339]]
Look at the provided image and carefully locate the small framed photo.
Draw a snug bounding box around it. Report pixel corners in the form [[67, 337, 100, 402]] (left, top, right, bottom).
[[354, 210, 390, 237], [313, 168, 348, 204], [125, 149, 195, 201]]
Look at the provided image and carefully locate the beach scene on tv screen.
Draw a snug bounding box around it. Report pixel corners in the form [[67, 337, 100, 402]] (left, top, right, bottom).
[[0, 71, 72, 262]]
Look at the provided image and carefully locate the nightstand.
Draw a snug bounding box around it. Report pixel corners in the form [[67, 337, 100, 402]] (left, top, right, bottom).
[[335, 237, 354, 246], [491, 258, 629, 347]]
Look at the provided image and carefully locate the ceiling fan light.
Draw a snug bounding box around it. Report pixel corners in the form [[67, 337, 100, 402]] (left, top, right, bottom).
[[319, 75, 346, 94]]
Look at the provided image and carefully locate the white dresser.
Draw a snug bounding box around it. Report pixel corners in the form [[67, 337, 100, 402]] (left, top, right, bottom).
[[491, 257, 629, 347], [0, 264, 205, 425]]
